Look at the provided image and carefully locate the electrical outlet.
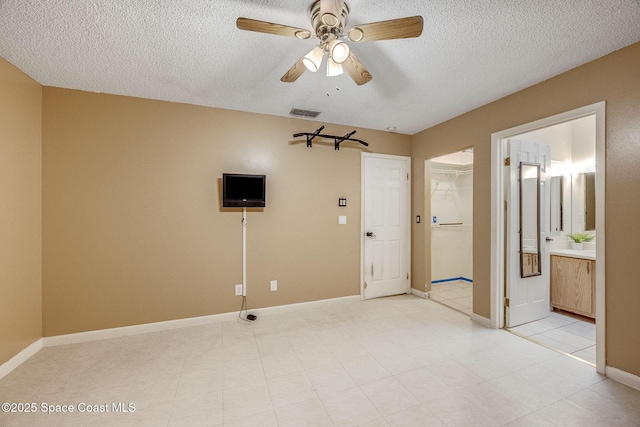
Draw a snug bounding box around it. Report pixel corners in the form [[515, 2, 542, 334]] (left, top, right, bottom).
[[270, 280, 277, 291], [235, 284, 242, 296]]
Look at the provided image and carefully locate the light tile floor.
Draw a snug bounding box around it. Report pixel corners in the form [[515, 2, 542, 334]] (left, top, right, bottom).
[[430, 282, 597, 365], [430, 281, 473, 315], [1, 295, 639, 426], [508, 310, 596, 364]]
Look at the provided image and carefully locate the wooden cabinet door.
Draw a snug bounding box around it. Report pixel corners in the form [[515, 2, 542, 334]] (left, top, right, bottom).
[[551, 255, 595, 317]]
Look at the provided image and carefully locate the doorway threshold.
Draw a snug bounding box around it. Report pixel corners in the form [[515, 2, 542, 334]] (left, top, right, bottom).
[[429, 281, 472, 316], [428, 295, 471, 318], [505, 327, 595, 367], [504, 311, 597, 368]]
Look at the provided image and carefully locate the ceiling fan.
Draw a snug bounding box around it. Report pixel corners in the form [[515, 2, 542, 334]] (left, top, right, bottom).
[[236, 0, 423, 86]]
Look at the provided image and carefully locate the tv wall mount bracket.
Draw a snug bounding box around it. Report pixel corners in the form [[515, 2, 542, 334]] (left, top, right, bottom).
[[293, 126, 369, 150]]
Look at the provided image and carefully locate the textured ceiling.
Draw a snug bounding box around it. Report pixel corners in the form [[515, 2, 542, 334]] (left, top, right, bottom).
[[1, 0, 639, 135]]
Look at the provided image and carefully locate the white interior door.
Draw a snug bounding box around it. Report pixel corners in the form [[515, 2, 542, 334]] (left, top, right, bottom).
[[506, 140, 551, 327], [362, 154, 411, 299]]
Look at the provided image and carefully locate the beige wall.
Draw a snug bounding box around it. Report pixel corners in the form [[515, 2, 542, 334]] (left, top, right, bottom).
[[4, 41, 640, 378], [0, 58, 42, 365], [42, 88, 410, 336], [411, 42, 640, 376]]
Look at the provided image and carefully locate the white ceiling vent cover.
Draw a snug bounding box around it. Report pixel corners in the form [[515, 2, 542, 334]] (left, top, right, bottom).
[[290, 108, 321, 118]]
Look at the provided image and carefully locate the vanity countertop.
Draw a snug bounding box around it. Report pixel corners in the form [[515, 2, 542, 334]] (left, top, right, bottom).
[[550, 248, 596, 260]]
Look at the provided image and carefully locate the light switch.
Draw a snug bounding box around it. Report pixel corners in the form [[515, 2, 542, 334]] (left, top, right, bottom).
[[338, 215, 347, 225]]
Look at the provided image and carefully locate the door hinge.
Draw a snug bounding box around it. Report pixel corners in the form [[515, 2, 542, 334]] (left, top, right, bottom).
[[364, 281, 368, 289], [504, 297, 510, 307], [406, 272, 409, 280], [504, 157, 511, 166], [407, 173, 409, 180]]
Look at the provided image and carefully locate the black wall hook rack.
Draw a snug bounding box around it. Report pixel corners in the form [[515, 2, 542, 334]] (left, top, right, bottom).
[[293, 126, 369, 150]]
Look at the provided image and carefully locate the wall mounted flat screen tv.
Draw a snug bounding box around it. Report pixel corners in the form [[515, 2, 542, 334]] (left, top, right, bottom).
[[222, 173, 266, 208]]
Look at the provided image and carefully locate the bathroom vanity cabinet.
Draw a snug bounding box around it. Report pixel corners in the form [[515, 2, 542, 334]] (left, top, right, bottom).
[[550, 255, 595, 318]]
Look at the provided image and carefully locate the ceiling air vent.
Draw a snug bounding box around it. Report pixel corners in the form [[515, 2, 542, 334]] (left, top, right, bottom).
[[290, 108, 321, 118]]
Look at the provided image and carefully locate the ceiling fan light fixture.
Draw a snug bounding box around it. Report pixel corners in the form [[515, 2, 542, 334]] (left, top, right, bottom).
[[326, 57, 343, 77], [302, 46, 324, 72], [328, 39, 349, 63]]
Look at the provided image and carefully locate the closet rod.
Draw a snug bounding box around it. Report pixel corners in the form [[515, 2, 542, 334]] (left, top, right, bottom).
[[431, 168, 473, 175]]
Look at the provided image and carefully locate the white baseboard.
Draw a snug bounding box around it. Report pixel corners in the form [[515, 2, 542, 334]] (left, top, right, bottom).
[[252, 295, 361, 317], [43, 312, 239, 347], [0, 339, 43, 380], [411, 288, 427, 299], [4, 295, 360, 377], [470, 313, 493, 328], [44, 294, 361, 347], [606, 366, 640, 391]]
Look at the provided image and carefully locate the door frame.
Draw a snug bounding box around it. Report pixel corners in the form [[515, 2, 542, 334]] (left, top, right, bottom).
[[490, 101, 606, 373], [425, 148, 474, 311], [360, 152, 412, 299]]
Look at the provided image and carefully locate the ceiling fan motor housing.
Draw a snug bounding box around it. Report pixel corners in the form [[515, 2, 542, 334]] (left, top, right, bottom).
[[310, 0, 350, 40]]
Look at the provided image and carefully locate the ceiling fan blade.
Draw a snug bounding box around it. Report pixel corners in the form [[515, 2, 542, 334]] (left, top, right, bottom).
[[342, 52, 372, 86], [347, 16, 423, 42], [281, 58, 307, 83], [237, 17, 311, 39]]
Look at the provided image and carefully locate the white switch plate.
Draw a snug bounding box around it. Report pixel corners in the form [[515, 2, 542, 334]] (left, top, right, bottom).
[[270, 280, 277, 291], [235, 284, 242, 296], [338, 215, 347, 225]]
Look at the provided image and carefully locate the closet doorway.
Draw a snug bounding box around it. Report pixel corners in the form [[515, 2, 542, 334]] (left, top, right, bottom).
[[427, 148, 474, 315]]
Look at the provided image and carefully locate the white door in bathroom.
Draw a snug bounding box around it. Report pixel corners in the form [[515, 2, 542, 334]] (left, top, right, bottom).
[[505, 140, 551, 327], [361, 153, 411, 299]]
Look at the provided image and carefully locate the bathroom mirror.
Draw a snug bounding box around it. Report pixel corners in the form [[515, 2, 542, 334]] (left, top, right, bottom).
[[584, 172, 596, 231], [549, 176, 563, 232], [571, 172, 596, 233], [519, 162, 541, 278]]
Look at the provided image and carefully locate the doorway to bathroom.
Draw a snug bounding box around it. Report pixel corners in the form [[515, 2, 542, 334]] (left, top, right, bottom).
[[427, 148, 473, 316], [490, 102, 605, 372]]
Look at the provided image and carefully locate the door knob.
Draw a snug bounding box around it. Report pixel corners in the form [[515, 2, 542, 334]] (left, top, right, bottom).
[[545, 237, 553, 242], [366, 231, 376, 238]]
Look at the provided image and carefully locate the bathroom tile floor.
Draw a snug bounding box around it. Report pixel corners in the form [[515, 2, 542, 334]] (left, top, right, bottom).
[[2, 295, 639, 426]]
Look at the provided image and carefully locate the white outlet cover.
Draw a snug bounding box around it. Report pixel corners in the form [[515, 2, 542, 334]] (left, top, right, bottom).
[[338, 215, 347, 225], [270, 280, 277, 291]]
